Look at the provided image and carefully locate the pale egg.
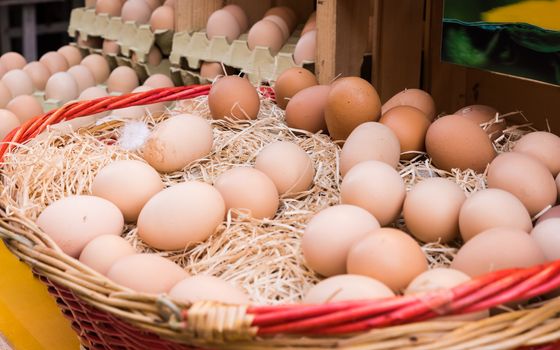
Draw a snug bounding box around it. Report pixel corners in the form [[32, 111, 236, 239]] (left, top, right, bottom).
[[2, 69, 34, 97], [107, 66, 139, 94], [0, 52, 27, 71], [6, 95, 43, 123], [45, 72, 79, 103], [170, 275, 249, 304], [81, 54, 110, 84], [67, 65, 96, 93], [57, 45, 83, 67], [143, 73, 174, 88], [0, 109, 20, 140], [22, 61, 51, 90], [303, 275, 394, 304], [39, 51, 69, 74], [79, 235, 136, 275]]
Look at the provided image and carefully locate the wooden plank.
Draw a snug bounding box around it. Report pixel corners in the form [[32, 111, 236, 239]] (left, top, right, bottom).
[[0, 6, 10, 53], [21, 4, 37, 61], [316, 0, 370, 84], [175, 0, 223, 33]]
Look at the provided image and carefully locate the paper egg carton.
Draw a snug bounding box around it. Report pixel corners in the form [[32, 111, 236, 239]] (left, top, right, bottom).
[[169, 30, 314, 84]]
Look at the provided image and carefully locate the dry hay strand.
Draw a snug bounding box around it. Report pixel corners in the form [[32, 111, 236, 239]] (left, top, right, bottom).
[[0, 99, 535, 305]]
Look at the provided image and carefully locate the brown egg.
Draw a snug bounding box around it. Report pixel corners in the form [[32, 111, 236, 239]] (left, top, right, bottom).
[[513, 131, 560, 176], [149, 5, 174, 31], [274, 67, 317, 109], [341, 160, 405, 226], [121, 0, 152, 24], [339, 122, 400, 176], [131, 46, 162, 67], [451, 228, 545, 277], [6, 95, 43, 123], [96, 0, 123, 16], [537, 205, 560, 225], [325, 77, 381, 141], [293, 30, 316, 65], [208, 76, 260, 120], [39, 51, 69, 74], [255, 141, 314, 196], [107, 66, 139, 94], [347, 228, 428, 292], [2, 69, 34, 97], [143, 0, 162, 11], [67, 65, 96, 93], [200, 62, 225, 81], [102, 39, 120, 55], [81, 54, 110, 84], [0, 52, 27, 71], [79, 235, 135, 275], [138, 182, 225, 250], [380, 106, 431, 160], [264, 15, 290, 41], [143, 73, 174, 88], [0, 83, 11, 108], [57, 45, 82, 67], [264, 6, 297, 31], [425, 115, 496, 172], [107, 254, 188, 293], [206, 9, 241, 44], [403, 178, 466, 243], [170, 275, 249, 304], [455, 105, 504, 141], [303, 275, 394, 304], [459, 189, 532, 242], [45, 72, 79, 103], [302, 16, 316, 35], [382, 89, 436, 121], [532, 219, 560, 261], [22, 61, 50, 90], [302, 205, 380, 277], [0, 109, 20, 140], [214, 167, 279, 219], [247, 20, 285, 55], [285, 85, 329, 133], [223, 4, 249, 33], [487, 152, 557, 216]]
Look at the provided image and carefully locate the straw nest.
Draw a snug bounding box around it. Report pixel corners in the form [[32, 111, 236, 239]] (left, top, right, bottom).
[[0, 94, 534, 305]]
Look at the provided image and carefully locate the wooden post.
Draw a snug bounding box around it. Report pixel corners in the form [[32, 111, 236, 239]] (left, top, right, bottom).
[[175, 0, 223, 33], [316, 0, 370, 84], [21, 4, 37, 61]]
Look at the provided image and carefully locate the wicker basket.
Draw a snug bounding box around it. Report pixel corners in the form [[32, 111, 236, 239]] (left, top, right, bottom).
[[2, 86, 560, 350]]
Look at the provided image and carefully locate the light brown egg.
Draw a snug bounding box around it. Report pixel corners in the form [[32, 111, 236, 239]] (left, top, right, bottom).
[[214, 167, 279, 219], [285, 85, 329, 133], [170, 275, 249, 304], [206, 9, 241, 44], [135, 46, 162, 66], [45, 72, 79, 103], [382, 89, 436, 121], [102, 39, 120, 55], [57, 45, 82, 67], [302, 16, 316, 35], [67, 65, 96, 93], [274, 67, 317, 109], [302, 205, 380, 277], [107, 254, 188, 293], [81, 54, 110, 84], [200, 62, 225, 81], [138, 181, 225, 250], [36, 195, 124, 257], [380, 106, 430, 160], [451, 228, 545, 277], [79, 235, 135, 275], [459, 189, 532, 242], [144, 73, 174, 88], [303, 275, 394, 304], [208, 76, 260, 120], [39, 51, 69, 74], [143, 0, 162, 11], [532, 219, 560, 261], [142, 114, 213, 172], [6, 95, 43, 123], [347, 228, 428, 292], [537, 205, 560, 225], [0, 64, 6, 79], [107, 66, 139, 94], [163, 0, 175, 7], [264, 6, 297, 31], [293, 30, 316, 65], [2, 69, 33, 97], [79, 85, 108, 100], [264, 15, 290, 41], [222, 4, 249, 33], [341, 160, 405, 226], [425, 115, 496, 172], [92, 160, 164, 222], [455, 105, 504, 141], [340, 122, 401, 176], [403, 178, 466, 243], [0, 52, 27, 71], [487, 152, 557, 216], [149, 5, 174, 31], [247, 20, 285, 55], [95, 0, 123, 16], [0, 83, 11, 108], [255, 141, 314, 196], [0, 109, 20, 140], [325, 77, 381, 141], [513, 131, 560, 176], [121, 0, 152, 24], [22, 62, 50, 91]]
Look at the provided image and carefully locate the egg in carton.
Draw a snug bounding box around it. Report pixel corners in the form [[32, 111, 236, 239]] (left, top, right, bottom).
[[117, 54, 171, 84]]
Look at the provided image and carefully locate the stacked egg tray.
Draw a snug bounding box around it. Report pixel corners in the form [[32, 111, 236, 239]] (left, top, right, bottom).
[[169, 30, 314, 85]]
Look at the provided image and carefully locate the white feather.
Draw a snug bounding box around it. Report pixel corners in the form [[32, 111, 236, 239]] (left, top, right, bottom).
[[118, 121, 151, 151]]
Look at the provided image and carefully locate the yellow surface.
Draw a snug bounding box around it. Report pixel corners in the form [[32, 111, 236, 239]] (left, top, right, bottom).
[[0, 242, 80, 350], [483, 0, 560, 30]]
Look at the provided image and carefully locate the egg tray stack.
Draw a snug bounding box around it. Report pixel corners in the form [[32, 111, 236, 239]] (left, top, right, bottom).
[[68, 7, 173, 81], [2, 86, 560, 350]]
